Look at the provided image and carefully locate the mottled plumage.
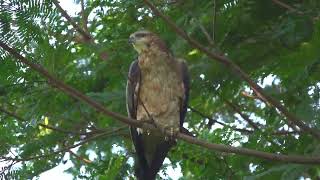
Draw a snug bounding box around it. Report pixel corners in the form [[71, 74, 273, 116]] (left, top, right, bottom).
[[126, 30, 189, 180]]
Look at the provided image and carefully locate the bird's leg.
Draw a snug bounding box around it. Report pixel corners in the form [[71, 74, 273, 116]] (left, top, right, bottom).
[[155, 115, 180, 140], [142, 119, 154, 136], [161, 125, 180, 141], [138, 115, 156, 135], [153, 103, 181, 140]]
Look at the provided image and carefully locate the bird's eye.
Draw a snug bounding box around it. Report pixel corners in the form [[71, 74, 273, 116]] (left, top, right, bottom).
[[136, 33, 147, 38]]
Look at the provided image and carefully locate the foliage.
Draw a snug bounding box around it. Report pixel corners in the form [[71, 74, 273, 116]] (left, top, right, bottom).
[[1, 0, 320, 179]]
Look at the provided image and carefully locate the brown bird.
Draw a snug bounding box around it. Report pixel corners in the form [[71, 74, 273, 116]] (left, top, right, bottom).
[[126, 30, 190, 179]]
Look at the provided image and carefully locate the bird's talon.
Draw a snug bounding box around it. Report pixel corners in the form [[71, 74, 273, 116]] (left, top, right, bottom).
[[161, 126, 179, 140], [164, 136, 169, 141]]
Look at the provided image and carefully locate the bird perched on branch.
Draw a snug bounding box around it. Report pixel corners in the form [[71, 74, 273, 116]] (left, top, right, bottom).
[[126, 30, 189, 179]]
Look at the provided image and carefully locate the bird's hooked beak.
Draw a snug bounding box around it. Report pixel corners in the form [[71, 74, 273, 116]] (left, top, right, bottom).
[[128, 36, 135, 44]]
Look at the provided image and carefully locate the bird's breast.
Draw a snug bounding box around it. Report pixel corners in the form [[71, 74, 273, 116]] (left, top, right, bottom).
[[137, 55, 183, 119]]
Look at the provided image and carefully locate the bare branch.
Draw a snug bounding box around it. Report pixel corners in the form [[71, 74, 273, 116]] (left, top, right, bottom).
[[142, 0, 320, 140]]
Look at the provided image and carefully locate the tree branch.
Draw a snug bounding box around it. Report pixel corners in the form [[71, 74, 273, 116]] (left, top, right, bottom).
[[0, 41, 141, 128], [178, 133, 320, 164], [52, 0, 92, 41], [3, 126, 126, 162], [241, 91, 271, 106], [193, 16, 214, 46], [224, 100, 261, 130], [68, 149, 92, 164], [0, 106, 90, 135], [212, 0, 217, 43], [142, 0, 320, 140], [189, 106, 300, 136], [0, 41, 319, 164], [188, 106, 253, 134], [80, 0, 89, 33]]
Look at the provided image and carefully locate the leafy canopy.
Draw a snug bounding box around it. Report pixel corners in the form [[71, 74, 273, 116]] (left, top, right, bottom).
[[0, 0, 320, 179]]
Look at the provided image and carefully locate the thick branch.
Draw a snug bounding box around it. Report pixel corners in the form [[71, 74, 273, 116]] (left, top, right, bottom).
[[142, 0, 320, 140], [193, 16, 214, 46], [0, 41, 319, 164], [0, 41, 141, 128]]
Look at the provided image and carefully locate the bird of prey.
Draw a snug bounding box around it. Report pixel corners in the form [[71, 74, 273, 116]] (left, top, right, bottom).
[[126, 30, 189, 179]]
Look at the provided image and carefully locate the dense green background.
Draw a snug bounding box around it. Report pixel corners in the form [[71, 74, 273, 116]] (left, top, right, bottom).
[[1, 0, 320, 179]]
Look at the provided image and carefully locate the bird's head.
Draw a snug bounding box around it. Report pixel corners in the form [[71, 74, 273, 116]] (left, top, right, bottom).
[[129, 30, 169, 54]]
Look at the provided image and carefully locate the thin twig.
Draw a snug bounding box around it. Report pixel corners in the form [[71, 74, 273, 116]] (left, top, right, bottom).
[[240, 91, 301, 132], [188, 106, 228, 127], [212, 0, 216, 43], [80, 0, 89, 33], [142, 0, 320, 140], [194, 16, 214, 46], [272, 130, 299, 135], [189, 106, 299, 136], [223, 100, 280, 147], [39, 124, 89, 135], [241, 91, 269, 105], [52, 0, 91, 41], [0, 106, 90, 135], [271, 0, 304, 15], [0, 106, 25, 122], [4, 126, 127, 162], [68, 149, 92, 164], [224, 100, 260, 130]]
